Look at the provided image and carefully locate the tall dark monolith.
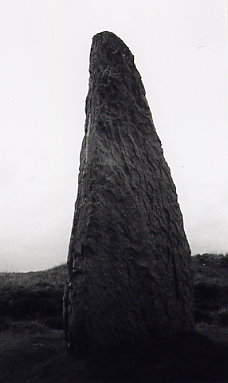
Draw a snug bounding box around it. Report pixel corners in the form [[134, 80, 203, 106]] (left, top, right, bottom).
[[64, 31, 193, 354]]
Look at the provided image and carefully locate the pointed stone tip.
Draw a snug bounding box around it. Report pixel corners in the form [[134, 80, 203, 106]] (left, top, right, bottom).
[[91, 31, 132, 58], [92, 31, 124, 44]]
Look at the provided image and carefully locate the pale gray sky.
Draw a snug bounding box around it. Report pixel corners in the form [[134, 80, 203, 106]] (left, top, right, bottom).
[[0, 0, 227, 271]]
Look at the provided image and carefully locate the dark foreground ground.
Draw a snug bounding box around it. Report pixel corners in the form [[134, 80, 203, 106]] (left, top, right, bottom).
[[0, 254, 227, 383]]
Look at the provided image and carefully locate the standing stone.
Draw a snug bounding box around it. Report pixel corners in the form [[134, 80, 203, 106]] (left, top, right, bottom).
[[65, 31, 193, 354]]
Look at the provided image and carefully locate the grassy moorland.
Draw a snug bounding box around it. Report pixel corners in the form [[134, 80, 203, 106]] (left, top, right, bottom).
[[0, 264, 67, 331], [0, 254, 227, 383]]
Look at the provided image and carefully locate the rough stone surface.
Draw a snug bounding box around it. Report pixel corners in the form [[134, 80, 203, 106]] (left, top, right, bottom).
[[65, 31, 194, 354]]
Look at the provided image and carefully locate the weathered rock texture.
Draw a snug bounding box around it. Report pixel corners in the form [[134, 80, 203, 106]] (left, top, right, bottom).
[[65, 31, 193, 354]]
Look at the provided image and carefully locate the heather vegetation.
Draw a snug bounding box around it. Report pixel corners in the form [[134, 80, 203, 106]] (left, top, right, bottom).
[[0, 254, 227, 382], [193, 253, 228, 327], [0, 264, 67, 331]]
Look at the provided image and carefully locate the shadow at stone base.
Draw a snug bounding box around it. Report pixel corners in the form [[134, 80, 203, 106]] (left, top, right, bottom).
[[68, 330, 228, 383]]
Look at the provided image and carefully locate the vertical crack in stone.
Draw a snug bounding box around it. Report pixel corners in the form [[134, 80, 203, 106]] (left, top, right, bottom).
[[85, 113, 91, 163]]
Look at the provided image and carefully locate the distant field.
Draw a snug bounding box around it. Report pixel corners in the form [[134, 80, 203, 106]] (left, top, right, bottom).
[[0, 254, 227, 382], [0, 263, 68, 288]]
